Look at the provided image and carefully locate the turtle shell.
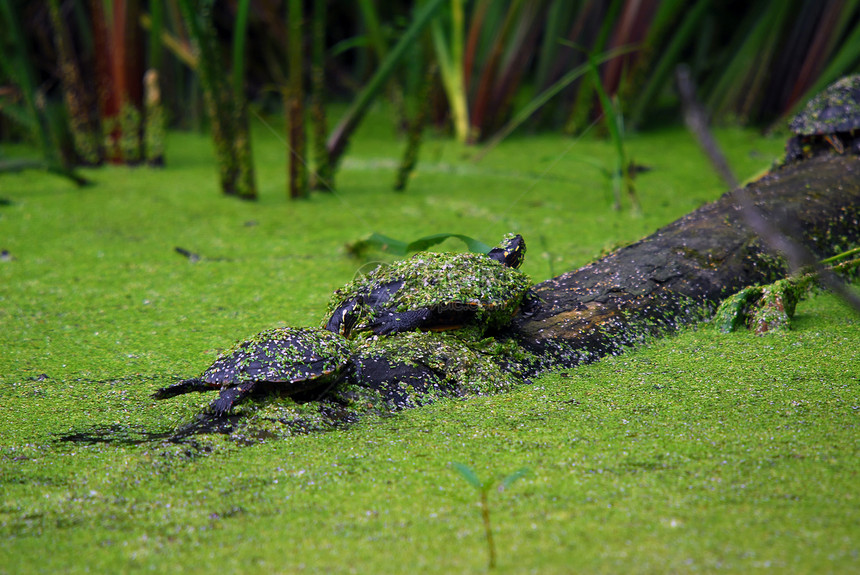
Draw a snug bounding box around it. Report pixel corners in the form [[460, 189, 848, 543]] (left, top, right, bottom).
[[325, 248, 531, 337], [201, 326, 351, 390], [790, 75, 860, 136]]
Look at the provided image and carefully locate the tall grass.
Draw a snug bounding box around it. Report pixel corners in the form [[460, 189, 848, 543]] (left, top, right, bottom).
[[2, 0, 859, 201], [432, 0, 469, 142], [286, 0, 307, 199], [326, 0, 446, 173], [177, 0, 256, 198]]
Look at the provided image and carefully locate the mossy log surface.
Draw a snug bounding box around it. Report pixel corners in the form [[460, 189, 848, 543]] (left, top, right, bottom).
[[509, 153, 860, 367]]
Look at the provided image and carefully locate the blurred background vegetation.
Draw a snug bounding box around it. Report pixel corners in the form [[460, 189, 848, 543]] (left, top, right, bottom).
[[1, 0, 859, 198]]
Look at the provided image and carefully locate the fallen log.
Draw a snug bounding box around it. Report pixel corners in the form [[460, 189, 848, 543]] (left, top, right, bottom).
[[158, 152, 860, 441], [510, 153, 860, 366]]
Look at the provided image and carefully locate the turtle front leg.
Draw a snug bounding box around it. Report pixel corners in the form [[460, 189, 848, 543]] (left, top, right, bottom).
[[368, 307, 433, 335]]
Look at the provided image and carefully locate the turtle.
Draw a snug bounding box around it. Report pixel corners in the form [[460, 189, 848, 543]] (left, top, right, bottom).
[[785, 75, 860, 163], [324, 234, 531, 338], [152, 326, 353, 415]]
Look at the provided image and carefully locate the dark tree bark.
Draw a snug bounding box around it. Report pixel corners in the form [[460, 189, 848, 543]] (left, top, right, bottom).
[[509, 153, 860, 366]]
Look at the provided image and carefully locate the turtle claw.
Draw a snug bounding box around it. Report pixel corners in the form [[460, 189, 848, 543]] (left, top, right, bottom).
[[324, 294, 367, 337], [209, 384, 256, 415]]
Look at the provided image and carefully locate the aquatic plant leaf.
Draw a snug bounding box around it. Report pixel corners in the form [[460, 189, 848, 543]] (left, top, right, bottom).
[[406, 233, 491, 255], [351, 233, 491, 257], [453, 462, 483, 490], [500, 467, 530, 490]]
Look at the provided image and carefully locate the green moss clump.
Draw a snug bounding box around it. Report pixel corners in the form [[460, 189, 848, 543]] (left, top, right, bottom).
[[713, 278, 810, 335], [713, 285, 765, 333]]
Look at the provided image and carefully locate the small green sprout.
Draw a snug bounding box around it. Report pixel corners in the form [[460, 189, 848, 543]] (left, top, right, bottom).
[[452, 462, 529, 570]]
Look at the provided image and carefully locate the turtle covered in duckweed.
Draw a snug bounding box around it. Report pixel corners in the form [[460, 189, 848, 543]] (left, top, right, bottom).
[[224, 330, 532, 441], [153, 326, 353, 415], [324, 234, 531, 338], [785, 75, 860, 163], [155, 234, 535, 439]]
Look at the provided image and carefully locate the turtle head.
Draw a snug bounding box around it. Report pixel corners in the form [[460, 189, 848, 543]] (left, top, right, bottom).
[[487, 234, 526, 268]]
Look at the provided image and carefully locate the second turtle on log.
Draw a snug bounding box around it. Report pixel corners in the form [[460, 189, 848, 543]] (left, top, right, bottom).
[[324, 234, 531, 338], [785, 75, 860, 163]]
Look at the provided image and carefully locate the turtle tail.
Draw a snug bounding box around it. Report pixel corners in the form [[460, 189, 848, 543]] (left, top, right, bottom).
[[151, 378, 210, 399]]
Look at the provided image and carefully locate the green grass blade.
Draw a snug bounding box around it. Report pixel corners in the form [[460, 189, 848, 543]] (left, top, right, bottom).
[[350, 232, 492, 258], [431, 0, 469, 142], [327, 0, 446, 166], [231, 0, 250, 98], [468, 0, 523, 140], [148, 0, 165, 69], [0, 0, 61, 165], [628, 0, 709, 129], [792, 11, 860, 114], [0, 101, 36, 131], [500, 467, 530, 490], [533, 0, 574, 93], [357, 0, 387, 60], [585, 50, 625, 208], [359, 233, 410, 256], [476, 45, 637, 161], [405, 233, 491, 254], [565, 0, 625, 135], [287, 0, 307, 198], [820, 246, 860, 266], [706, 2, 792, 120]]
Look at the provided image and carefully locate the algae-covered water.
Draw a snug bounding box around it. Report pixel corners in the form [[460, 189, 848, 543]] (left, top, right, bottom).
[[1, 115, 858, 573]]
